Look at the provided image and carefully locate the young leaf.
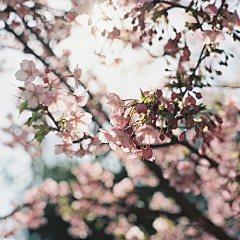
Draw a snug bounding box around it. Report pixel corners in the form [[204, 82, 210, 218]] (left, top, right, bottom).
[[19, 101, 28, 114]]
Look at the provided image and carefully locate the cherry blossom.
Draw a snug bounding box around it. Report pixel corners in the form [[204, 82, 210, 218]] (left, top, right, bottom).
[[106, 93, 124, 115], [42, 88, 66, 113], [21, 83, 45, 108], [15, 60, 39, 83], [73, 65, 82, 89], [66, 111, 92, 133]]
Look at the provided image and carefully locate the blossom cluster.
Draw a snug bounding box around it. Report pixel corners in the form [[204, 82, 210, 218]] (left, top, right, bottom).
[[99, 88, 223, 161], [15, 60, 95, 158]]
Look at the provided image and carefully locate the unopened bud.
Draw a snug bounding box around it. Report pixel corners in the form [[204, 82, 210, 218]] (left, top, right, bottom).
[[166, 129, 172, 138], [167, 103, 174, 112], [156, 89, 162, 97], [149, 111, 155, 121], [159, 130, 165, 141], [45, 67, 51, 74], [178, 131, 186, 142], [136, 103, 147, 114], [215, 115, 223, 124], [43, 77, 49, 83]]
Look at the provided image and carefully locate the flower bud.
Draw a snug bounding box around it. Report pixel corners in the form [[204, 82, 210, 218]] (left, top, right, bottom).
[[215, 115, 223, 124], [167, 103, 174, 112], [143, 147, 153, 160], [43, 77, 49, 83], [178, 131, 186, 142], [166, 129, 172, 138], [156, 89, 162, 97], [159, 130, 165, 141], [149, 110, 155, 121], [195, 92, 202, 99], [136, 103, 147, 114], [45, 67, 51, 74]]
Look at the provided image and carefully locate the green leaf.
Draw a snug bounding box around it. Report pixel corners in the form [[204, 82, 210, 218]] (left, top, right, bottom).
[[140, 88, 145, 101], [29, 111, 38, 125], [18, 87, 26, 91], [140, 88, 148, 104], [34, 128, 50, 146], [42, 118, 48, 126], [19, 101, 28, 114], [176, 71, 181, 81]]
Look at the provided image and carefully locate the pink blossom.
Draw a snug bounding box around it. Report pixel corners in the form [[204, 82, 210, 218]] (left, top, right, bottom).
[[73, 0, 102, 15], [58, 181, 70, 197], [110, 114, 128, 128], [98, 129, 118, 150], [73, 65, 82, 89], [125, 226, 145, 240], [222, 11, 240, 30], [113, 178, 134, 198], [25, 186, 41, 204], [108, 27, 121, 40], [21, 83, 45, 108], [205, 4, 218, 16], [152, 217, 169, 232], [75, 89, 88, 107], [218, 159, 238, 179], [55, 142, 75, 158], [42, 88, 66, 113], [135, 125, 158, 144], [75, 148, 94, 158], [177, 161, 195, 176], [131, 147, 155, 161], [203, 30, 225, 46], [16, 6, 29, 18], [106, 93, 124, 115], [66, 111, 92, 133], [15, 60, 39, 83], [66, 12, 77, 22], [57, 131, 76, 144], [111, 128, 135, 151], [42, 179, 58, 197]]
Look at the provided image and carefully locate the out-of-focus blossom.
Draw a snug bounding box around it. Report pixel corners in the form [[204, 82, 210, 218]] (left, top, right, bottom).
[[125, 226, 145, 240], [15, 60, 39, 83]]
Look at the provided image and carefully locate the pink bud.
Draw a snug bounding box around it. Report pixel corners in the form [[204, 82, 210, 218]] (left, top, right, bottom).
[[43, 77, 49, 83], [166, 129, 172, 138], [45, 67, 51, 74], [195, 92, 202, 99], [143, 147, 153, 160], [171, 92, 178, 100], [167, 103, 174, 112], [66, 12, 76, 22], [159, 130, 165, 141], [156, 89, 162, 97], [178, 131, 186, 142], [215, 115, 223, 124], [136, 103, 147, 114]]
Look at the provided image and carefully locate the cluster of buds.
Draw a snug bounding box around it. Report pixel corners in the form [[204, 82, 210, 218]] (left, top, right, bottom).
[[99, 88, 223, 161]]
